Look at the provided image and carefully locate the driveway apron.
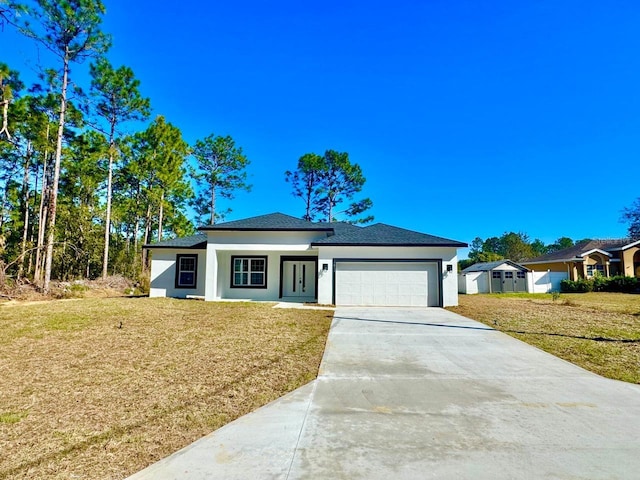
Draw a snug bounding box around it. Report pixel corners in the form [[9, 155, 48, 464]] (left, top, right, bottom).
[[128, 307, 640, 479]]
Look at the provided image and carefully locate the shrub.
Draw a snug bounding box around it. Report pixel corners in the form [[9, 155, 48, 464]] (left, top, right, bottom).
[[560, 279, 593, 293], [605, 275, 639, 293], [561, 276, 639, 294]]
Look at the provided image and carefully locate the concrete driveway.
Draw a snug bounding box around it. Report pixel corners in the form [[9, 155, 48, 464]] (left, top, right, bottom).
[[128, 307, 640, 479]]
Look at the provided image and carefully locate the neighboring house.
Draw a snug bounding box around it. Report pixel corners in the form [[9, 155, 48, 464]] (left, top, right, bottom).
[[521, 239, 640, 280], [459, 260, 529, 294], [145, 212, 467, 307]]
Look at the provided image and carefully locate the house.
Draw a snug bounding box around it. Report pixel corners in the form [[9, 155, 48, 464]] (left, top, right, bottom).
[[458, 260, 529, 294], [521, 239, 640, 280], [145, 212, 467, 307]]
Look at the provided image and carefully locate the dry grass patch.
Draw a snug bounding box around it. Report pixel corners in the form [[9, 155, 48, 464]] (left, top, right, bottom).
[[0, 298, 332, 479], [449, 293, 640, 384]]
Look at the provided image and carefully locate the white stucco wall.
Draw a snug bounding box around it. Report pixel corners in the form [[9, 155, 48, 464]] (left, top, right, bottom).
[[317, 246, 460, 307], [213, 250, 317, 300], [204, 230, 321, 301], [148, 248, 207, 298], [149, 229, 464, 306]]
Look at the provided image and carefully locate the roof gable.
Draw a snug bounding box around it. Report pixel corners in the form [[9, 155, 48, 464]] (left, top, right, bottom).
[[199, 212, 332, 232], [461, 260, 528, 273], [522, 238, 634, 264], [144, 233, 207, 249], [312, 222, 467, 247], [146, 212, 467, 249]]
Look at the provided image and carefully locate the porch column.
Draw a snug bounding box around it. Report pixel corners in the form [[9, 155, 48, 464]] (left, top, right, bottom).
[[205, 244, 218, 301]]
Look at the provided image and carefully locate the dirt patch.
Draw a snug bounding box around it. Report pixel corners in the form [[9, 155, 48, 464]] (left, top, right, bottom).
[[0, 298, 332, 479], [0, 275, 138, 303]]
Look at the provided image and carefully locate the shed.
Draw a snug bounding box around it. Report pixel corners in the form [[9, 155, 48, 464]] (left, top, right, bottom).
[[459, 260, 529, 294]]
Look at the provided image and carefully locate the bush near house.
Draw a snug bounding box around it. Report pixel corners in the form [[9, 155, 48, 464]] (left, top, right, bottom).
[[561, 276, 639, 294]]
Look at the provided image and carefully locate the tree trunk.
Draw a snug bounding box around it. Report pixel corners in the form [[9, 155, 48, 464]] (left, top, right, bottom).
[[0, 186, 6, 234], [141, 203, 152, 270], [18, 142, 32, 279], [157, 190, 164, 242], [210, 187, 216, 225], [34, 124, 50, 285], [101, 128, 115, 279], [0, 98, 10, 140], [43, 51, 70, 294]]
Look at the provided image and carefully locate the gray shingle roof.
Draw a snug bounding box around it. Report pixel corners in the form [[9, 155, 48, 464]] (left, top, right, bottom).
[[461, 260, 528, 273], [522, 239, 632, 264], [144, 233, 207, 249], [312, 223, 467, 247], [199, 212, 333, 231], [146, 213, 467, 249]]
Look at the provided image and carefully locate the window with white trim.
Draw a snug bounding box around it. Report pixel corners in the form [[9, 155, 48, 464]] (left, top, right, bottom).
[[231, 256, 267, 288], [586, 264, 605, 277], [176, 254, 198, 288]]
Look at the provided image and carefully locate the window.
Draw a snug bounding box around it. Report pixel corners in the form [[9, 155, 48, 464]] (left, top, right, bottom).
[[231, 256, 267, 288], [516, 271, 526, 279], [586, 264, 605, 277], [504, 272, 513, 279], [176, 254, 198, 288], [492, 271, 501, 279]]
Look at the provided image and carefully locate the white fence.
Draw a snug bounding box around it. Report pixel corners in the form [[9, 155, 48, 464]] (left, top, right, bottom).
[[527, 271, 568, 293]]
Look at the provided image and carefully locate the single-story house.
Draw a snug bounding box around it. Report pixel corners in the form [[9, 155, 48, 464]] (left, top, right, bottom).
[[145, 212, 467, 307], [459, 260, 529, 294], [521, 239, 640, 280]]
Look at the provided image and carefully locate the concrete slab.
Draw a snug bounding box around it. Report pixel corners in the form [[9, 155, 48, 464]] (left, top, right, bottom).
[[273, 302, 335, 311], [127, 307, 640, 479], [127, 383, 316, 480]]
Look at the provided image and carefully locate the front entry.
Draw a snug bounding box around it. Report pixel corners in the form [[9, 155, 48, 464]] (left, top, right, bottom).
[[282, 260, 317, 299]]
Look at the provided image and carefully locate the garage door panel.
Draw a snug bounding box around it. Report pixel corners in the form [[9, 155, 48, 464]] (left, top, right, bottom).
[[335, 262, 439, 307]]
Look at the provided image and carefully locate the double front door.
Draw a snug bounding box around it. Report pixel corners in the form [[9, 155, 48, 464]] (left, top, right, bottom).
[[282, 260, 316, 298]]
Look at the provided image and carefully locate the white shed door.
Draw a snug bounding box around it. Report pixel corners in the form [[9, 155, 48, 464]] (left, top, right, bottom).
[[335, 262, 439, 307]]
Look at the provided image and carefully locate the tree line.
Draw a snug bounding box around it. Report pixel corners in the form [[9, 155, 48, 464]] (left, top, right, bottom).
[[460, 234, 579, 270], [0, 0, 252, 291], [461, 200, 640, 272], [0, 1, 374, 292]]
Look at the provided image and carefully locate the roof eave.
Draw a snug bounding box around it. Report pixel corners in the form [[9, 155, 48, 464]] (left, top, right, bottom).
[[142, 242, 207, 250], [198, 226, 334, 232], [620, 239, 640, 250], [521, 258, 584, 265], [312, 242, 467, 247], [580, 248, 612, 258]]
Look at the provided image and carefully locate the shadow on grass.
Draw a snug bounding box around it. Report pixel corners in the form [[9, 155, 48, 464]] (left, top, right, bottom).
[[334, 316, 495, 331], [503, 329, 640, 343]]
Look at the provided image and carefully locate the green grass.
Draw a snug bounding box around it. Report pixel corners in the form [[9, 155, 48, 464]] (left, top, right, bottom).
[[0, 411, 28, 424]]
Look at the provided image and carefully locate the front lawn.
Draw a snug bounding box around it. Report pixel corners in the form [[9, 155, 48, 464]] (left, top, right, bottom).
[[448, 292, 640, 384], [0, 298, 332, 479]]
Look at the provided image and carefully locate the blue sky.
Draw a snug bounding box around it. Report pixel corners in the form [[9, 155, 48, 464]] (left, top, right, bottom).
[[3, 1, 639, 256]]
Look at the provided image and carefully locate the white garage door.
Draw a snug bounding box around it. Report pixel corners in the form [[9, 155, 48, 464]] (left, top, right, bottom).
[[335, 262, 439, 307]]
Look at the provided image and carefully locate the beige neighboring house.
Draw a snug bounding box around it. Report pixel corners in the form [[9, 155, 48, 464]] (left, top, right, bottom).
[[521, 239, 640, 280]]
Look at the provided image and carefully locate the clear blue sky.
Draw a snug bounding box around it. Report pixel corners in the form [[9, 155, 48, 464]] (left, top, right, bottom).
[[3, 0, 639, 257]]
